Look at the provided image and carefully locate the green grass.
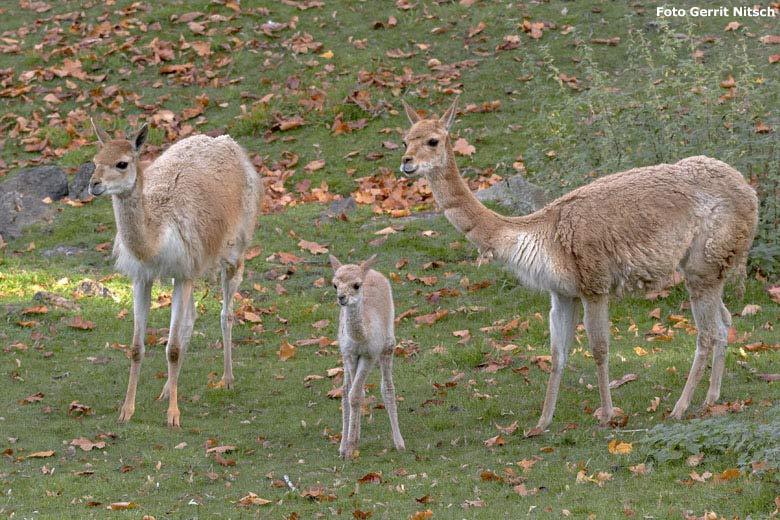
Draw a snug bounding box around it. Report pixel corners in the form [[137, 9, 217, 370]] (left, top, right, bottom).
[[1, 1, 779, 519]]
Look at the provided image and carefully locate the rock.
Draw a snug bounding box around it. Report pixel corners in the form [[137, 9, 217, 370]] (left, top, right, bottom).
[[33, 291, 81, 311], [320, 196, 357, 223], [0, 165, 68, 201], [41, 244, 88, 257], [69, 162, 95, 201], [0, 165, 68, 239], [0, 190, 55, 239], [475, 175, 547, 215], [73, 279, 119, 301]]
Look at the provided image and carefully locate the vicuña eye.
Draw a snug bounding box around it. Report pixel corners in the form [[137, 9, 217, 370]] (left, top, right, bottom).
[[333, 284, 338, 289], [353, 283, 361, 290], [116, 161, 128, 169], [427, 138, 438, 147]]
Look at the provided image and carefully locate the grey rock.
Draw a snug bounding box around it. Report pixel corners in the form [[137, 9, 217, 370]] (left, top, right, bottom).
[[0, 165, 68, 201], [73, 279, 119, 301], [0, 190, 55, 239], [475, 175, 547, 215], [320, 196, 357, 222], [69, 162, 95, 201], [41, 244, 88, 257]]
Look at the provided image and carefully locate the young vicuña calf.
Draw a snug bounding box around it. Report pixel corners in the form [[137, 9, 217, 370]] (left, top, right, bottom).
[[399, 96, 758, 435], [90, 120, 263, 427], [330, 254, 405, 459]]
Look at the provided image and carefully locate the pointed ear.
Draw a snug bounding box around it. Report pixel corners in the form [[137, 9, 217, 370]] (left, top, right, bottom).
[[401, 99, 421, 125], [329, 254, 342, 271], [360, 254, 378, 273], [90, 118, 111, 145], [439, 95, 460, 131], [131, 124, 148, 152]]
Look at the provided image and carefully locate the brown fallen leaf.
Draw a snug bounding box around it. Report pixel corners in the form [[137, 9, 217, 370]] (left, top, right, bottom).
[[106, 502, 138, 510], [608, 373, 637, 389], [71, 437, 105, 451], [298, 239, 328, 255], [278, 340, 296, 361], [452, 137, 475, 157], [19, 392, 45, 404], [26, 450, 56, 459], [483, 434, 505, 447], [68, 316, 95, 330]]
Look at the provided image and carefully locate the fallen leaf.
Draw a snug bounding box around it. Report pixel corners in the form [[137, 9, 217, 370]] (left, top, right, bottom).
[[357, 472, 382, 484], [608, 373, 637, 389], [106, 502, 138, 511], [453, 138, 475, 156], [21, 305, 48, 315], [26, 450, 55, 459], [278, 340, 296, 361], [71, 437, 105, 451], [19, 392, 45, 404], [608, 439, 632, 455], [724, 21, 741, 31], [304, 159, 325, 172], [298, 239, 328, 255], [741, 304, 761, 316], [483, 434, 505, 447], [68, 316, 95, 330]]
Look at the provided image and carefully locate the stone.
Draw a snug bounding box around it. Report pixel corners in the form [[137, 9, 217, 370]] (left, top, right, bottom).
[[0, 165, 68, 201], [320, 196, 357, 222], [0, 165, 68, 239], [475, 175, 547, 215], [69, 162, 95, 201], [0, 190, 55, 239]]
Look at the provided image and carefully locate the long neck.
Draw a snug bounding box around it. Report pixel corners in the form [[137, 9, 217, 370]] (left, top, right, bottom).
[[112, 167, 162, 261], [427, 146, 510, 256], [341, 301, 368, 343]]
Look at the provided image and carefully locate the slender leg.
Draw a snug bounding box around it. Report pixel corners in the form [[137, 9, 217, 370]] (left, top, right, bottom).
[[530, 292, 578, 434], [379, 350, 405, 451], [583, 295, 614, 426], [119, 278, 152, 424], [160, 278, 194, 427], [705, 297, 730, 405], [220, 261, 244, 389], [339, 353, 355, 458], [670, 289, 720, 419], [346, 356, 375, 458]]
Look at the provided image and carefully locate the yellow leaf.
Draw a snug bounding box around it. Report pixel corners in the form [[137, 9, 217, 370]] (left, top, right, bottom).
[[633, 346, 649, 356], [107, 502, 138, 510], [278, 340, 296, 361], [319, 50, 334, 59], [26, 450, 55, 459], [608, 439, 632, 455]]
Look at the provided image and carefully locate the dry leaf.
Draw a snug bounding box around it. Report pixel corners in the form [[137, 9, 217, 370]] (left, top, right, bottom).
[[68, 316, 95, 330], [452, 137, 475, 156], [106, 502, 138, 510], [278, 340, 296, 361], [298, 239, 328, 254], [608, 439, 632, 455]]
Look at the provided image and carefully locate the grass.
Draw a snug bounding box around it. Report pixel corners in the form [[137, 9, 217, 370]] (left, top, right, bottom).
[[1, 1, 779, 519]]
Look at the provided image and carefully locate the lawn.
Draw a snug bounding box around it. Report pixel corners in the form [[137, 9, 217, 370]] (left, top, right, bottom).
[[1, 1, 779, 519]]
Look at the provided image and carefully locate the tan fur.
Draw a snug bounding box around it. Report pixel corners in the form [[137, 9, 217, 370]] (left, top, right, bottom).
[[90, 120, 264, 427], [400, 97, 758, 434], [330, 254, 405, 458]]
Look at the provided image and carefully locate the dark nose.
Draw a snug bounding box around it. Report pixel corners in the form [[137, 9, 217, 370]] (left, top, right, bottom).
[[402, 157, 412, 164], [337, 295, 347, 306], [89, 180, 105, 196]]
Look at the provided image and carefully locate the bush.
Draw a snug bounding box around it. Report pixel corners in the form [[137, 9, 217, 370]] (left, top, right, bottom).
[[529, 21, 779, 275]]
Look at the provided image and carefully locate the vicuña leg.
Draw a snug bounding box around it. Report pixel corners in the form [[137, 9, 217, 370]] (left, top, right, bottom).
[[160, 278, 194, 427], [345, 356, 374, 458], [704, 297, 730, 406], [532, 292, 578, 434], [670, 287, 721, 419], [220, 261, 244, 389], [583, 295, 614, 425], [340, 354, 356, 458], [119, 279, 152, 424], [379, 350, 405, 451]]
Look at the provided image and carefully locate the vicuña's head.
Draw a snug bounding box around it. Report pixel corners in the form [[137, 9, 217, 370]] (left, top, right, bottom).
[[399, 95, 459, 178], [330, 254, 378, 307], [89, 119, 148, 197]]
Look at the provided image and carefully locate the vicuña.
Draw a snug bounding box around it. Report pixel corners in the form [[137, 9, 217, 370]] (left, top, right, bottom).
[[90, 120, 263, 427], [330, 254, 405, 458], [399, 96, 757, 435]]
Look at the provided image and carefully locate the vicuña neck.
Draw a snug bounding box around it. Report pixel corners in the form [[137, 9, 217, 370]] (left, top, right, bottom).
[[427, 150, 509, 257], [342, 303, 368, 343], [112, 168, 162, 261]]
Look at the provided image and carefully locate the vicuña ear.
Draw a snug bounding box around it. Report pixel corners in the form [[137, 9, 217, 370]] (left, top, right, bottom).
[[329, 254, 343, 271], [90, 118, 111, 145], [401, 99, 421, 125], [439, 95, 460, 131], [131, 124, 148, 152], [361, 254, 378, 273]]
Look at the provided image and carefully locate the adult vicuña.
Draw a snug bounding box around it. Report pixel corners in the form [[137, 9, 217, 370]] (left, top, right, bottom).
[[399, 96, 757, 435], [89, 120, 263, 427], [330, 254, 405, 458]]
